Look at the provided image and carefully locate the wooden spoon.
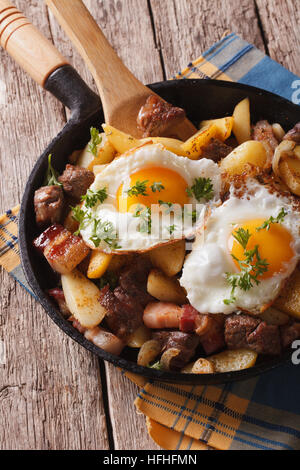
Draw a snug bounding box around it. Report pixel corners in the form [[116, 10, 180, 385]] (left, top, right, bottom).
[[46, 0, 197, 140]]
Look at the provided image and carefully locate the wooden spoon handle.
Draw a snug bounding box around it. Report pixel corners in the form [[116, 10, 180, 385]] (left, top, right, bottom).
[[46, 0, 150, 124], [0, 0, 68, 86]]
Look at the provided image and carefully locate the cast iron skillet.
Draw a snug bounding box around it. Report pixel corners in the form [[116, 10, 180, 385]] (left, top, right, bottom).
[[18, 64, 300, 384]]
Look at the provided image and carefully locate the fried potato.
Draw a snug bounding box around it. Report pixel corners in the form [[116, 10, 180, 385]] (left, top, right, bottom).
[[87, 251, 113, 279], [149, 239, 186, 277], [63, 208, 80, 234], [219, 140, 266, 175], [108, 254, 133, 273], [127, 325, 152, 348], [141, 137, 187, 156], [199, 117, 234, 142], [279, 155, 300, 196], [137, 339, 161, 366], [259, 307, 289, 326], [147, 268, 187, 304], [182, 358, 215, 374], [181, 124, 220, 159], [209, 349, 258, 373], [62, 270, 107, 328], [274, 269, 300, 320], [76, 142, 94, 168], [232, 97, 251, 144], [102, 124, 140, 154]]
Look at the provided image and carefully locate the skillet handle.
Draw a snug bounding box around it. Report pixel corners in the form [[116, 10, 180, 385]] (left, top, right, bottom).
[[0, 0, 68, 86]]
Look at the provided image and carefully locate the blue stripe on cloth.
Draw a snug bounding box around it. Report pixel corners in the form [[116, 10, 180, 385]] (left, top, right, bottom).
[[238, 55, 300, 102], [202, 32, 236, 59]]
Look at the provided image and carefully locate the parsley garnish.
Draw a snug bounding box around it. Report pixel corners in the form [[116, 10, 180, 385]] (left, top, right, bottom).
[[81, 188, 108, 208], [186, 177, 214, 202], [168, 224, 177, 234], [256, 208, 287, 231], [134, 205, 152, 234], [44, 154, 62, 187], [158, 200, 174, 215], [148, 361, 162, 370], [97, 272, 118, 291], [224, 229, 269, 305], [89, 218, 121, 250], [126, 180, 148, 197], [88, 127, 102, 157], [71, 206, 92, 235], [150, 181, 165, 193]]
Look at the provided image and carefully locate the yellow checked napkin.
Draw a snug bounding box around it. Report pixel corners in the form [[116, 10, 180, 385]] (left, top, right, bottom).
[[1, 34, 300, 450]]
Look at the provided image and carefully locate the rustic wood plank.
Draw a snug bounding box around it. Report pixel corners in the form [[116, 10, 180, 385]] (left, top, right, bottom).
[[48, 0, 163, 451], [255, 0, 300, 76], [149, 0, 266, 78], [0, 0, 109, 450]]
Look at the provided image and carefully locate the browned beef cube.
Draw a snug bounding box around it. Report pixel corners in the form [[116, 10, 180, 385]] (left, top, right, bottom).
[[119, 259, 153, 307], [201, 138, 232, 162], [34, 185, 64, 228], [225, 314, 260, 349], [280, 322, 300, 349], [137, 95, 186, 137], [153, 330, 199, 370], [247, 322, 281, 355], [58, 164, 95, 200]]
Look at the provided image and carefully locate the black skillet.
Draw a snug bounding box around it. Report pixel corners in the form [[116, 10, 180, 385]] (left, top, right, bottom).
[[2, 3, 300, 385]]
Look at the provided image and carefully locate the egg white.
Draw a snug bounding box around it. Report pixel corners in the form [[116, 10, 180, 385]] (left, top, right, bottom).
[[80, 143, 221, 253], [180, 178, 300, 314]]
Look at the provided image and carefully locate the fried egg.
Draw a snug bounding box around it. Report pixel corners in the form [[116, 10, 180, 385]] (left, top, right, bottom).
[[80, 143, 221, 253], [180, 178, 300, 314]]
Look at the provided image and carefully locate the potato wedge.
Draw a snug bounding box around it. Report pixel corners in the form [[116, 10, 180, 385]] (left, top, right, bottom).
[[199, 117, 234, 141], [63, 208, 80, 234], [181, 124, 219, 159], [220, 140, 266, 175], [274, 269, 300, 320], [76, 142, 94, 168], [62, 269, 107, 328], [87, 251, 113, 279], [87, 139, 116, 170], [149, 239, 186, 277], [137, 339, 161, 366], [182, 358, 215, 374], [102, 124, 140, 154], [259, 307, 289, 326], [141, 137, 187, 156], [279, 155, 300, 196], [127, 325, 152, 348], [147, 268, 187, 304], [232, 97, 251, 144], [209, 349, 258, 373]]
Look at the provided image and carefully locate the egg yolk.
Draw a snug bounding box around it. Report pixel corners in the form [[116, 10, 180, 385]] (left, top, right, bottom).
[[117, 166, 189, 213], [228, 218, 294, 279]]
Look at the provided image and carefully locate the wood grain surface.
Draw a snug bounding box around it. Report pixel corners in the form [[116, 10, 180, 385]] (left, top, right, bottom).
[[0, 0, 299, 450]]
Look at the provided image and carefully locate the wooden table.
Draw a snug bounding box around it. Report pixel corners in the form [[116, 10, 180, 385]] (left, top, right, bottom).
[[0, 0, 299, 450]]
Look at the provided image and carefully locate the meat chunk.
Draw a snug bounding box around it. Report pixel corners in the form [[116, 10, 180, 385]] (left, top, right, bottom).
[[119, 259, 153, 307], [153, 330, 199, 370], [58, 164, 95, 200], [34, 185, 64, 228], [247, 322, 281, 355], [48, 287, 70, 316], [33, 224, 89, 274], [84, 327, 125, 355], [143, 302, 182, 329], [201, 138, 232, 162], [137, 95, 186, 137], [252, 120, 279, 165], [180, 305, 198, 333], [100, 285, 144, 340], [280, 321, 300, 349], [225, 313, 281, 355], [283, 122, 300, 144]]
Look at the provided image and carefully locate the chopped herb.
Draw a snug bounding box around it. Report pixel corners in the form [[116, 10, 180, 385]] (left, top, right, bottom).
[[183, 207, 198, 224], [81, 187, 108, 208], [126, 180, 149, 197], [148, 361, 162, 370], [134, 205, 152, 234], [256, 208, 288, 231], [71, 206, 92, 235], [232, 227, 251, 250], [168, 224, 177, 234], [97, 272, 118, 291], [186, 177, 214, 202], [224, 228, 269, 305], [150, 181, 165, 193], [44, 154, 62, 187], [89, 218, 121, 250], [88, 127, 102, 157]]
